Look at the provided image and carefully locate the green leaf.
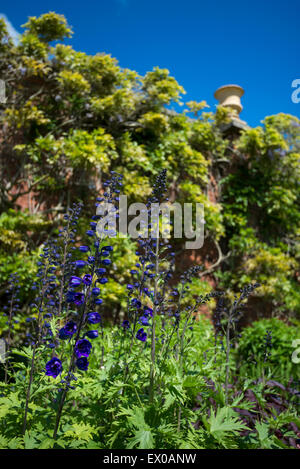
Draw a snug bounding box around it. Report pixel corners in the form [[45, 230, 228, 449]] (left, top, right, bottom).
[[127, 429, 154, 449], [64, 423, 97, 442], [39, 438, 55, 449], [255, 421, 269, 445], [205, 407, 249, 446], [24, 431, 38, 449]]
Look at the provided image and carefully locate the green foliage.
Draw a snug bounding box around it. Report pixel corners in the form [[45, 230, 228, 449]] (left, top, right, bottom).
[[0, 210, 50, 296], [0, 314, 298, 449], [22, 12, 72, 43], [202, 406, 249, 448], [219, 114, 300, 315], [236, 318, 300, 381]]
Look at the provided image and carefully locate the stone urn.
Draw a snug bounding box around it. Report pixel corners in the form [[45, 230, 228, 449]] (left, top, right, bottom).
[[214, 84, 245, 116]]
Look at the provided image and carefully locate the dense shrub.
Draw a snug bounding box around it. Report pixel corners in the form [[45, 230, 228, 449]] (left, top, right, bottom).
[[236, 318, 300, 383]]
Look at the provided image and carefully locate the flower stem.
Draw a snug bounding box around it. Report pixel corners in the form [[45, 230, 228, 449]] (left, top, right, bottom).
[[149, 237, 159, 403]]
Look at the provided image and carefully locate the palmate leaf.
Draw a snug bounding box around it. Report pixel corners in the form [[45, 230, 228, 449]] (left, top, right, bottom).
[[64, 423, 97, 441], [204, 406, 249, 446], [38, 437, 55, 449], [251, 421, 287, 449], [7, 437, 24, 449], [49, 316, 60, 338], [163, 390, 176, 410], [0, 403, 11, 419], [0, 435, 8, 449], [117, 406, 155, 449], [178, 427, 206, 449], [30, 382, 59, 399], [231, 393, 257, 411], [0, 393, 21, 418], [24, 431, 38, 449], [117, 406, 147, 429], [268, 411, 300, 429], [69, 439, 90, 448], [86, 440, 103, 449], [10, 346, 33, 360], [106, 428, 123, 448], [163, 383, 186, 410], [127, 429, 154, 449], [255, 421, 272, 448], [255, 421, 269, 441]]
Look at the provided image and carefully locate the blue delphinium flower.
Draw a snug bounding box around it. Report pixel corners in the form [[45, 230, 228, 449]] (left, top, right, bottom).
[[75, 339, 92, 357], [130, 269, 138, 275], [82, 274, 93, 285], [66, 291, 76, 303], [103, 245, 113, 252], [143, 306, 153, 317], [76, 356, 89, 371], [74, 260, 87, 268], [136, 328, 147, 342], [45, 357, 63, 378], [58, 328, 70, 340], [122, 320, 130, 329], [263, 329, 272, 362], [86, 330, 98, 339], [26, 201, 82, 351], [79, 245, 89, 253], [131, 298, 142, 309], [98, 277, 108, 285], [73, 292, 85, 306], [102, 259, 111, 266], [58, 321, 77, 340], [140, 316, 150, 326], [95, 268, 106, 275], [87, 312, 101, 324], [69, 276, 82, 287]]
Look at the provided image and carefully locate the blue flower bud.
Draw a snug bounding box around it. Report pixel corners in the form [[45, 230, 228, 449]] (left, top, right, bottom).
[[86, 330, 98, 339]]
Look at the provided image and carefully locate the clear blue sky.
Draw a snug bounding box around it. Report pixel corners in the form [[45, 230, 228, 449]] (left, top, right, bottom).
[[1, 0, 300, 126]]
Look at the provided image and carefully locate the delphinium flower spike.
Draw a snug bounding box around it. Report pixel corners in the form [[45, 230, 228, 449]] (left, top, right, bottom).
[[23, 242, 59, 435], [23, 202, 83, 435], [116, 170, 170, 399], [224, 282, 260, 405], [263, 329, 272, 363], [2, 273, 21, 383], [122, 169, 169, 401], [52, 171, 123, 440], [212, 294, 226, 362], [260, 328, 273, 386]]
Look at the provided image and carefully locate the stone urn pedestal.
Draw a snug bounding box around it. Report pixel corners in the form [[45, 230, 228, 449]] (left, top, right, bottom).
[[214, 84, 249, 133]]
